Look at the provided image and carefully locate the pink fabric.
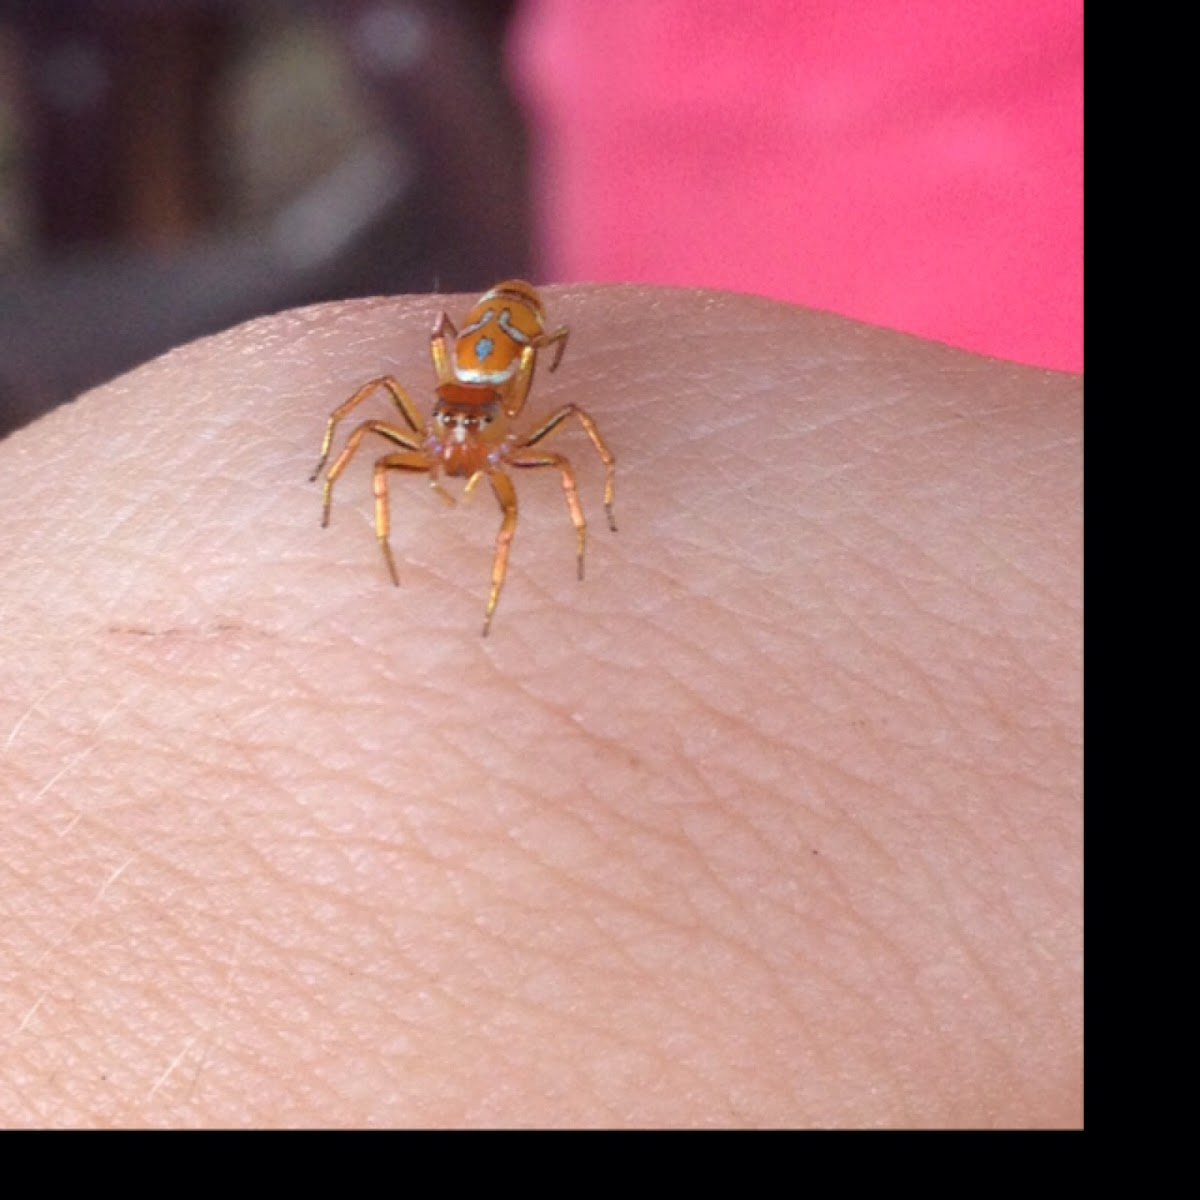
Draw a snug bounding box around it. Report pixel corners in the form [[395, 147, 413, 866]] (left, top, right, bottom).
[[509, 0, 1082, 371]]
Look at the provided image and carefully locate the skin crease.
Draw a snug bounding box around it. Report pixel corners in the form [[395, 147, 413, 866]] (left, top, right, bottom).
[[0, 285, 1081, 1128]]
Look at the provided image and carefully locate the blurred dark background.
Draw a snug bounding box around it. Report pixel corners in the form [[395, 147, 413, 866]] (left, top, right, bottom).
[[0, 1, 1083, 440], [0, 0, 530, 437]]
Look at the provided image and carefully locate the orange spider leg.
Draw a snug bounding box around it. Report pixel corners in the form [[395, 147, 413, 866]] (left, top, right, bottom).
[[320, 419, 423, 527], [373, 451, 434, 586], [483, 470, 519, 637], [429, 312, 459, 387], [426, 465, 458, 508], [532, 324, 570, 374], [499, 343, 539, 420], [311, 377, 425, 480], [461, 468, 488, 500], [510, 451, 587, 580], [500, 326, 569, 416], [520, 404, 617, 532]]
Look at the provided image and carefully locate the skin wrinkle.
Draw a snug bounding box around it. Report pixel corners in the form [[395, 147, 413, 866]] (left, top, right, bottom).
[[492, 744, 811, 1056], [147, 609, 777, 1060], [667, 739, 916, 1022], [0, 285, 1080, 1126], [915, 854, 1020, 1017]]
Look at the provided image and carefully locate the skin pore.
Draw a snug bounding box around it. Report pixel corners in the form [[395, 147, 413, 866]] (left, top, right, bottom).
[[0, 285, 1081, 1127]]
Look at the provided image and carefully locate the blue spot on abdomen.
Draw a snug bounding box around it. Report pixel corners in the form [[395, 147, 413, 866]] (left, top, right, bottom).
[[475, 336, 495, 363]]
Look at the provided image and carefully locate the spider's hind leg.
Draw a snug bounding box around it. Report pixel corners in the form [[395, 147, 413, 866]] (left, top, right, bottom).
[[534, 324, 570, 373], [430, 312, 459, 387]]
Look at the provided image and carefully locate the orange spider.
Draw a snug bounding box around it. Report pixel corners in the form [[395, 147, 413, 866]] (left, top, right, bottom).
[[310, 281, 617, 635]]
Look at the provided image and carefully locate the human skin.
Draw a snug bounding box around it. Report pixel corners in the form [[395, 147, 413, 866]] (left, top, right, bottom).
[[0, 285, 1081, 1127]]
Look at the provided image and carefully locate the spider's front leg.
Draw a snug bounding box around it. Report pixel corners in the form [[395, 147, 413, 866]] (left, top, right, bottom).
[[483, 470, 519, 637], [311, 377, 425, 481]]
